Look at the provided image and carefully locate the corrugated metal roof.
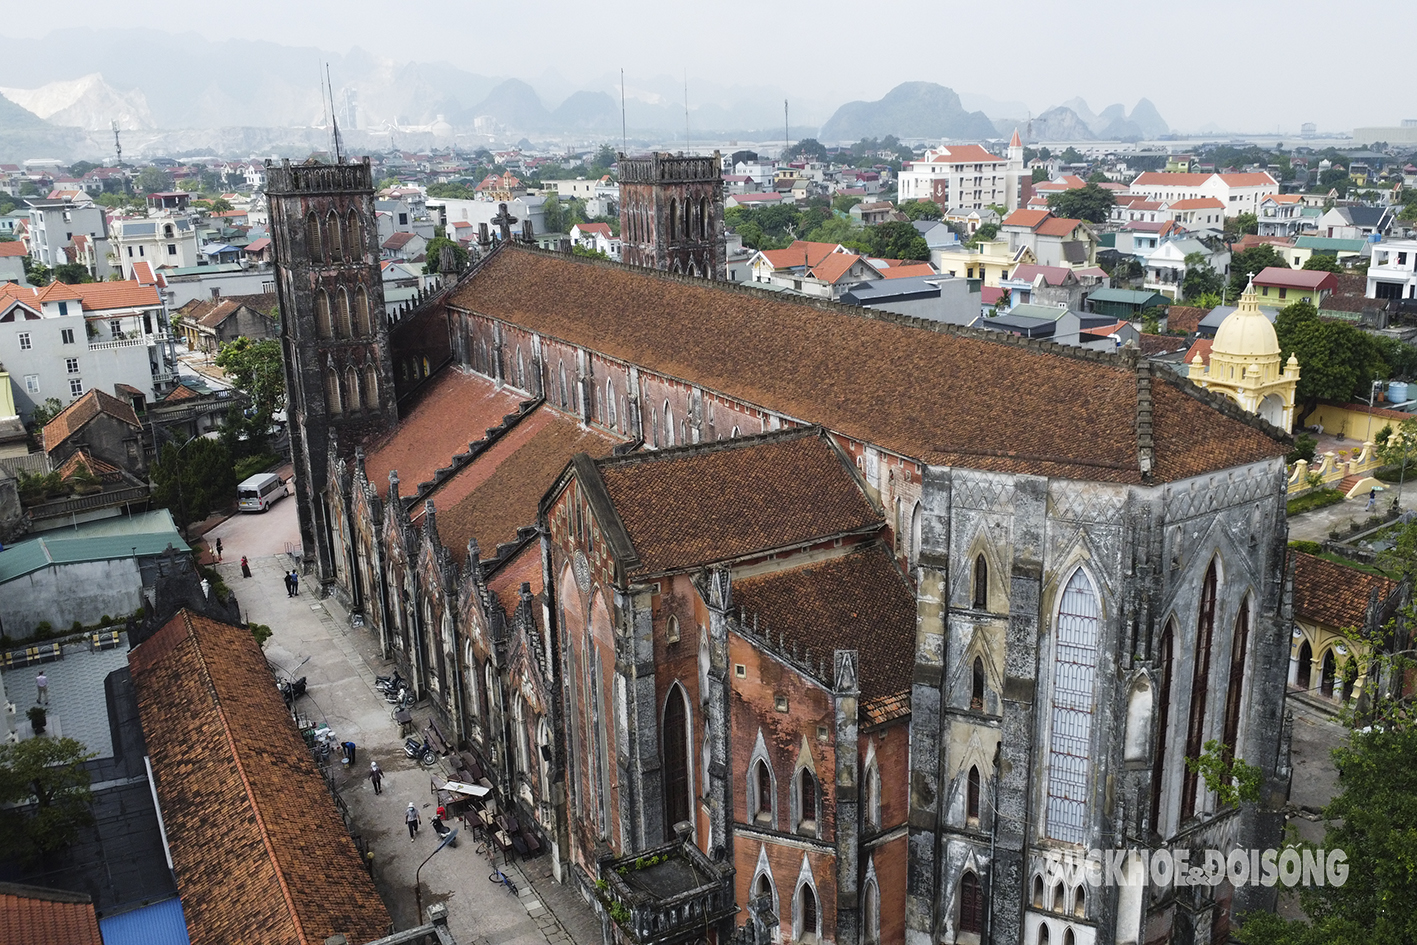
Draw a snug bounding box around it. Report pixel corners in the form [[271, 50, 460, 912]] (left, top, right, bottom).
[[1088, 288, 1170, 305], [0, 515, 183, 583], [1295, 236, 1368, 251], [98, 897, 191, 945]]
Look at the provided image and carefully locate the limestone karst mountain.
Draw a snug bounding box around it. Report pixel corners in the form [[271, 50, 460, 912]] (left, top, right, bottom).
[[0, 73, 156, 131], [819, 82, 999, 142]]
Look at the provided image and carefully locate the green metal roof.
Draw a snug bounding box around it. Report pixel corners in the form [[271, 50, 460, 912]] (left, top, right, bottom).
[[0, 512, 184, 583], [1088, 288, 1170, 305], [1295, 236, 1367, 252]]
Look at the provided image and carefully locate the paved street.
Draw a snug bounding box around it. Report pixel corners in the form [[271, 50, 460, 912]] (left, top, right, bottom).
[[1276, 694, 1348, 921], [221, 551, 602, 945]]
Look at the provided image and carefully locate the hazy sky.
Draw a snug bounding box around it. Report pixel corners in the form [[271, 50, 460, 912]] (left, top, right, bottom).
[[3, 0, 1410, 135]]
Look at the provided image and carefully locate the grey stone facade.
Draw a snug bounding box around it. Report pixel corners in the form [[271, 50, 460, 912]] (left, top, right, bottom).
[[618, 153, 727, 280]]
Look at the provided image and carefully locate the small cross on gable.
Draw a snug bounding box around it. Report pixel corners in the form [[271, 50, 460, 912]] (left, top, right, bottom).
[[491, 203, 518, 242]]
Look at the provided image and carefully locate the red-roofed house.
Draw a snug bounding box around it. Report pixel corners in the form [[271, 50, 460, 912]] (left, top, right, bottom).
[[1163, 197, 1226, 229], [1129, 171, 1279, 217], [1001, 210, 1098, 269], [381, 230, 428, 261], [1251, 266, 1337, 308], [0, 240, 24, 283], [750, 240, 851, 283], [898, 135, 1025, 211], [1258, 194, 1306, 237], [570, 222, 621, 260]]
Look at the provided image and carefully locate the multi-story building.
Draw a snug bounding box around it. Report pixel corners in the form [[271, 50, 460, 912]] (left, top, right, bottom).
[[1368, 239, 1417, 300], [0, 275, 178, 420], [1000, 209, 1099, 269], [25, 194, 111, 276], [1128, 172, 1279, 218], [897, 132, 1025, 211], [109, 215, 200, 278], [1256, 195, 1306, 237], [619, 152, 726, 279]]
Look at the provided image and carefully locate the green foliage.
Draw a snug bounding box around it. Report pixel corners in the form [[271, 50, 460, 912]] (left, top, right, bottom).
[[1302, 253, 1343, 273], [802, 216, 863, 247], [831, 194, 863, 214], [1235, 725, 1417, 945], [790, 138, 829, 161], [67, 160, 97, 177], [966, 222, 1000, 248], [215, 337, 285, 420], [1182, 251, 1224, 301], [1031, 167, 1049, 183], [1286, 489, 1344, 516], [26, 706, 46, 733], [855, 221, 929, 261], [422, 236, 469, 275], [1288, 432, 1318, 464], [0, 736, 97, 862], [1045, 183, 1113, 223], [95, 192, 143, 211], [426, 181, 478, 200], [1184, 739, 1263, 807], [1375, 424, 1394, 449], [1288, 539, 1323, 555], [52, 262, 92, 284], [898, 200, 942, 221], [151, 437, 236, 528], [249, 622, 273, 649], [195, 197, 233, 212], [1229, 244, 1290, 297], [1223, 212, 1259, 240], [541, 195, 565, 234], [1277, 299, 1387, 425], [571, 245, 609, 261], [1059, 146, 1083, 164], [18, 180, 38, 196], [135, 166, 173, 194], [1086, 171, 1110, 183], [234, 453, 280, 482]]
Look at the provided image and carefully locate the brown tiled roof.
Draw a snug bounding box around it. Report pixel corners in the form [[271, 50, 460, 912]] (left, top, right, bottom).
[[425, 406, 620, 566], [1149, 376, 1286, 482], [450, 247, 1287, 483], [862, 691, 911, 726], [42, 389, 140, 454], [1166, 305, 1209, 334], [129, 610, 390, 945], [363, 368, 524, 493], [1291, 551, 1398, 630], [162, 383, 201, 402], [488, 540, 544, 623], [0, 883, 102, 945], [1138, 333, 1190, 357], [1035, 216, 1085, 237], [55, 449, 120, 480], [732, 543, 915, 704], [596, 429, 881, 575], [1185, 338, 1214, 366]]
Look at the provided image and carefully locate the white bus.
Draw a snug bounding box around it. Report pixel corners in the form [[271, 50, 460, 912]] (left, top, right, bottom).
[[237, 473, 289, 512]]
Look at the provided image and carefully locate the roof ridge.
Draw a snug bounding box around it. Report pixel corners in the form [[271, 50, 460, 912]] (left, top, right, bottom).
[[1154, 369, 1291, 445], [592, 424, 822, 470]]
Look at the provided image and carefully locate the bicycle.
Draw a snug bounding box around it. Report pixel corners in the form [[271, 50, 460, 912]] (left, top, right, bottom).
[[490, 866, 518, 897]]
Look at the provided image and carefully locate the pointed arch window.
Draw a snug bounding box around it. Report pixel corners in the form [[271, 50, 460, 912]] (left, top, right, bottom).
[[796, 766, 818, 836], [327, 210, 343, 262], [354, 285, 371, 336], [1073, 886, 1086, 918], [864, 759, 881, 830], [1039, 926, 1051, 945], [1222, 597, 1250, 759], [753, 758, 774, 825], [559, 363, 568, 408], [959, 871, 984, 934], [335, 287, 352, 338], [315, 288, 332, 339], [1150, 622, 1175, 833], [664, 401, 675, 447], [973, 553, 989, 609], [345, 368, 360, 411], [699, 197, 710, 240], [966, 765, 981, 824], [606, 379, 617, 430], [1052, 883, 1065, 912], [306, 211, 323, 262], [668, 199, 678, 242], [325, 367, 343, 415], [971, 656, 986, 711], [1032, 875, 1044, 908], [363, 363, 379, 409], [1183, 560, 1218, 819], [662, 685, 691, 839], [345, 208, 362, 260], [797, 883, 818, 943], [1046, 568, 1100, 845], [863, 878, 880, 945]]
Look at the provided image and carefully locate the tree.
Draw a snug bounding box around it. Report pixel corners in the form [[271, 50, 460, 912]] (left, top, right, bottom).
[[1086, 171, 1110, 184], [1046, 183, 1114, 223], [1302, 254, 1343, 273], [52, 262, 92, 284], [67, 160, 98, 178], [966, 222, 1000, 247], [1059, 146, 1083, 164], [1276, 299, 1386, 426], [214, 337, 285, 420], [791, 138, 829, 162], [0, 737, 96, 862], [422, 236, 468, 275], [542, 195, 565, 234], [1229, 245, 1290, 297], [1224, 212, 1259, 240], [1031, 167, 1049, 183], [135, 167, 173, 194], [1182, 252, 1224, 300], [803, 217, 863, 246], [858, 221, 929, 261], [151, 436, 236, 528], [832, 194, 863, 215], [195, 197, 233, 213], [898, 200, 942, 221]]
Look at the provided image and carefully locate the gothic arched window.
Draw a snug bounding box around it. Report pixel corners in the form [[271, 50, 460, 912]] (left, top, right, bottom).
[[1046, 568, 1100, 845], [971, 656, 986, 711], [335, 287, 352, 338], [967, 765, 981, 823], [662, 684, 691, 839], [325, 367, 342, 415], [973, 553, 989, 609], [797, 766, 818, 836], [699, 197, 709, 240], [327, 210, 342, 262], [959, 871, 984, 934], [754, 759, 773, 824], [1183, 560, 1219, 819], [355, 285, 371, 336], [306, 211, 323, 262], [345, 208, 362, 260], [1222, 597, 1251, 759], [668, 199, 678, 242], [606, 379, 617, 430], [664, 401, 675, 447], [363, 363, 379, 409], [345, 369, 360, 412], [864, 758, 881, 830], [798, 883, 818, 943], [1150, 621, 1175, 832], [863, 878, 880, 945], [315, 288, 332, 339]]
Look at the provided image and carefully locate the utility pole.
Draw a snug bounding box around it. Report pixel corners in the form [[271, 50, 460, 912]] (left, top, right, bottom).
[[112, 121, 122, 167], [784, 100, 790, 161]]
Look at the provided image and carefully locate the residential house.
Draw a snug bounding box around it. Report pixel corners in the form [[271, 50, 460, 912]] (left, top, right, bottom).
[[145, 192, 190, 213], [570, 222, 621, 260], [997, 264, 1085, 311], [1251, 267, 1337, 308], [1257, 194, 1307, 237], [1000, 209, 1098, 268], [941, 207, 998, 236], [174, 292, 278, 354], [912, 219, 961, 252], [243, 236, 273, 265], [1163, 197, 1226, 230], [1088, 288, 1172, 320], [0, 241, 25, 283], [1143, 236, 1231, 299], [1368, 239, 1417, 300], [26, 194, 111, 276], [381, 231, 427, 262], [768, 249, 883, 300], [933, 239, 1035, 287], [838, 273, 978, 326], [1128, 171, 1279, 217], [722, 174, 760, 195], [109, 215, 200, 277], [1316, 205, 1395, 241], [1289, 552, 1407, 707], [897, 132, 1025, 210], [1110, 195, 1167, 225], [436, 195, 547, 241], [850, 201, 900, 226], [977, 301, 1119, 345], [41, 388, 147, 475], [1286, 236, 1369, 270], [1115, 220, 1186, 258], [749, 241, 850, 284], [726, 192, 786, 209], [381, 259, 429, 309]]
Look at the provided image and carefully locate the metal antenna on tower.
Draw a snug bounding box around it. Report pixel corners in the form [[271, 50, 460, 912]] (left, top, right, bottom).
[[326, 63, 343, 163], [784, 100, 790, 160], [112, 120, 122, 166], [684, 72, 690, 154], [620, 68, 628, 156]]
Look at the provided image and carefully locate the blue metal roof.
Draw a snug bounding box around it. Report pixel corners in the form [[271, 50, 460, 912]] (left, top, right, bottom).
[[0, 512, 184, 583], [99, 897, 191, 945]]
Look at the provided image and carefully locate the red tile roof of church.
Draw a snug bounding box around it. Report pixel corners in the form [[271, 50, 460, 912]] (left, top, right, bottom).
[[733, 543, 915, 704], [449, 246, 1288, 484], [128, 610, 391, 945], [0, 884, 102, 945], [593, 428, 882, 576], [1291, 552, 1398, 630]]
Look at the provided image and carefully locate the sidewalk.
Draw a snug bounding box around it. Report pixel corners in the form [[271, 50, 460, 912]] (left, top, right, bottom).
[[222, 552, 603, 945]]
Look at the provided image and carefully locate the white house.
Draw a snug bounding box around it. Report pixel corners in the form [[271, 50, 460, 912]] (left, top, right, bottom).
[[26, 195, 110, 275], [1128, 171, 1279, 218], [1257, 194, 1307, 237], [1143, 237, 1232, 300], [570, 222, 621, 260], [897, 132, 1025, 211], [1162, 197, 1226, 231], [0, 242, 25, 284], [436, 195, 547, 241], [1368, 239, 1417, 300], [108, 215, 200, 277]]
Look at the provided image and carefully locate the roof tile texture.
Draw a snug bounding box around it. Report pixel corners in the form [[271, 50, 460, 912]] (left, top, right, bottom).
[[0, 886, 102, 945], [451, 248, 1286, 483], [129, 610, 390, 945], [1291, 552, 1398, 629], [598, 431, 882, 575], [42, 389, 141, 453], [732, 544, 915, 703]]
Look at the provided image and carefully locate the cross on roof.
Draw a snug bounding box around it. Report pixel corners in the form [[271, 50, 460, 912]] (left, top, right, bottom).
[[491, 203, 518, 242]]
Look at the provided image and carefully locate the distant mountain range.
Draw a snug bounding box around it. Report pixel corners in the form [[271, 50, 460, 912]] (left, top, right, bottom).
[[0, 31, 1174, 161]]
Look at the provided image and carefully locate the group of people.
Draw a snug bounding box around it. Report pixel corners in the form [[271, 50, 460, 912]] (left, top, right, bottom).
[[284, 570, 300, 597]]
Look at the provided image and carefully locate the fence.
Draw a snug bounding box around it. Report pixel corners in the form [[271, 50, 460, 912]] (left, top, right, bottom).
[[1287, 440, 1383, 494]]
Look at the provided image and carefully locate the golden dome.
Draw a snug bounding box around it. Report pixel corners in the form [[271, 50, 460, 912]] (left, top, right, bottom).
[[1212, 282, 1280, 358]]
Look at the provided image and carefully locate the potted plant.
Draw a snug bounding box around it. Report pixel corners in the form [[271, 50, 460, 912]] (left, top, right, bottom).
[[27, 705, 46, 735]]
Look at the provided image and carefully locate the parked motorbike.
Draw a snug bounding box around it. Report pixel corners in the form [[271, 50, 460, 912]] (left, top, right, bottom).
[[375, 671, 405, 694], [385, 686, 415, 709], [278, 676, 307, 705], [404, 735, 437, 767], [431, 815, 456, 845]]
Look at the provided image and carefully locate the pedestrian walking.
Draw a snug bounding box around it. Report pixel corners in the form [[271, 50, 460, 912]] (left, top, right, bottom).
[[284, 572, 294, 597], [241, 555, 251, 579], [215, 538, 223, 562], [1367, 487, 1378, 511], [35, 671, 48, 705], [369, 761, 383, 794], [291, 570, 299, 596], [406, 803, 420, 840]]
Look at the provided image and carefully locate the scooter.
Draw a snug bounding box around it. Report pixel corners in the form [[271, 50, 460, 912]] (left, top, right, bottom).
[[431, 814, 456, 845], [375, 671, 405, 694], [404, 735, 437, 767], [385, 686, 415, 709], [278, 676, 307, 705]]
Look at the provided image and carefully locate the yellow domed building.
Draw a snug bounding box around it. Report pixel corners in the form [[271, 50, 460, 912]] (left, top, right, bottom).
[[1188, 281, 1300, 430]]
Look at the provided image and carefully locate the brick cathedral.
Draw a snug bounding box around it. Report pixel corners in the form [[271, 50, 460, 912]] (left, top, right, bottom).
[[270, 156, 1294, 945]]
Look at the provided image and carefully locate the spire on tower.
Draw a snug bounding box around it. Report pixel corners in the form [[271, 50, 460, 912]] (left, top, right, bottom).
[[1009, 128, 1022, 149]]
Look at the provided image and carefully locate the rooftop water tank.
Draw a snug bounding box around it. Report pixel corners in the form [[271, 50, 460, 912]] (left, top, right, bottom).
[[1388, 380, 1409, 404]]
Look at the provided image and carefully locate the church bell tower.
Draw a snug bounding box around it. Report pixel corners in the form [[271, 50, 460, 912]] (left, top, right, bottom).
[[267, 157, 398, 584], [618, 152, 726, 279]]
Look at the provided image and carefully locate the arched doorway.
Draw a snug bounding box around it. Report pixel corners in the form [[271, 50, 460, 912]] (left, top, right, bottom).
[[1296, 639, 1312, 690], [1259, 393, 1286, 429], [662, 685, 691, 838], [1320, 649, 1337, 698]]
